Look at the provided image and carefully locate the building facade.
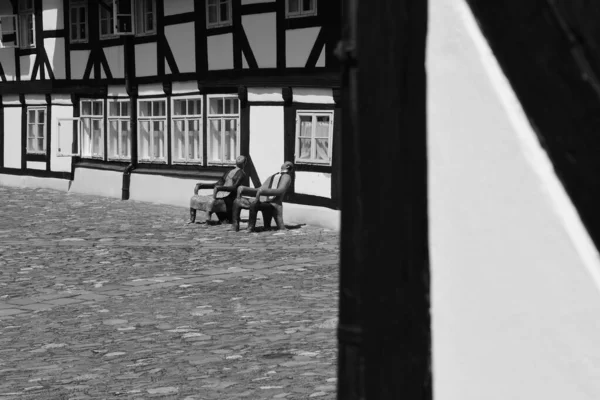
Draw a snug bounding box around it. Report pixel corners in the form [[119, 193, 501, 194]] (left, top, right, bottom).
[[0, 0, 341, 229]]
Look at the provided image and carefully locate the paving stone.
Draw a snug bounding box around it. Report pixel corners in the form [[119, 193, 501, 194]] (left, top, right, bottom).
[[0, 185, 339, 398]]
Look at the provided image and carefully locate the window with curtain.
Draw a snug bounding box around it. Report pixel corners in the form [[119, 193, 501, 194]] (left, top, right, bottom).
[[295, 111, 333, 165], [207, 95, 239, 165], [206, 0, 232, 28], [80, 100, 104, 158], [138, 99, 167, 162], [26, 107, 46, 154], [107, 99, 131, 160], [172, 96, 203, 164]]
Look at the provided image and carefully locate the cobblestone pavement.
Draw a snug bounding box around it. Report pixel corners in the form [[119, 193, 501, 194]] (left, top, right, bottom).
[[0, 186, 339, 400]]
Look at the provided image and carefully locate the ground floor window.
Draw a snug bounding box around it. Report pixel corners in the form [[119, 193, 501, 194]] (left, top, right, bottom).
[[108, 99, 131, 160], [295, 110, 334, 165], [172, 96, 203, 164], [138, 99, 167, 162], [26, 107, 46, 154], [80, 99, 104, 158], [207, 95, 239, 165]]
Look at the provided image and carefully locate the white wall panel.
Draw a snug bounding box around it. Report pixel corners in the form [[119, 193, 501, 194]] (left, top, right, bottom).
[[135, 43, 157, 77], [104, 46, 125, 79], [249, 106, 284, 183], [165, 23, 195, 73], [20, 54, 36, 80], [42, 0, 63, 30], [248, 88, 283, 102], [0, 48, 16, 81], [44, 38, 66, 79], [27, 161, 46, 170], [164, 0, 194, 15], [286, 27, 320, 68], [293, 88, 334, 104], [3, 107, 22, 169], [207, 34, 233, 70], [243, 13, 276, 68], [70, 50, 90, 79], [50, 105, 74, 173], [294, 171, 331, 198]]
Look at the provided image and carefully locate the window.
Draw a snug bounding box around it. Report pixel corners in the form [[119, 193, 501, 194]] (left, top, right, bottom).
[[136, 0, 156, 35], [172, 97, 203, 164], [138, 99, 167, 162], [99, 2, 115, 38], [286, 0, 317, 18], [206, 0, 232, 28], [27, 107, 46, 154], [113, 0, 134, 34], [108, 100, 131, 160], [69, 1, 88, 43], [207, 95, 239, 164], [18, 0, 35, 48], [0, 15, 19, 48], [295, 111, 333, 165], [80, 100, 104, 158]]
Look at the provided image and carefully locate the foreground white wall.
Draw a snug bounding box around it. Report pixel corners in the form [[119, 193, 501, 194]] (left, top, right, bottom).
[[428, 1, 600, 399]]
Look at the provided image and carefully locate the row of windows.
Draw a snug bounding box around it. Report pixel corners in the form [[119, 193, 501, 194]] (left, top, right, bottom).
[[0, 0, 318, 48], [30, 96, 334, 166]]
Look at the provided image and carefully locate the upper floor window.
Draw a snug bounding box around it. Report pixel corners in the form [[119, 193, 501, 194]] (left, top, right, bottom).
[[27, 107, 46, 154], [286, 0, 317, 18], [295, 110, 333, 165], [99, 2, 115, 38], [206, 0, 232, 28], [207, 95, 239, 165], [70, 0, 88, 43], [172, 96, 203, 164], [138, 99, 167, 162], [108, 0, 156, 36], [0, 15, 19, 48], [80, 100, 104, 158], [18, 0, 35, 48]]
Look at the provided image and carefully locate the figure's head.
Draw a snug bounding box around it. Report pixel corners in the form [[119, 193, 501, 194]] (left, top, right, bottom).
[[280, 161, 294, 174], [235, 155, 247, 168]]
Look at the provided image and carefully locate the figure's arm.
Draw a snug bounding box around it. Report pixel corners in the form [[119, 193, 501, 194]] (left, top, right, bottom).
[[213, 171, 246, 197], [253, 174, 291, 198], [236, 185, 261, 200], [194, 182, 217, 194]]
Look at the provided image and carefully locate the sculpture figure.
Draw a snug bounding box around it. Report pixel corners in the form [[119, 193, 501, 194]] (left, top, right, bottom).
[[232, 161, 294, 232], [189, 155, 247, 224]]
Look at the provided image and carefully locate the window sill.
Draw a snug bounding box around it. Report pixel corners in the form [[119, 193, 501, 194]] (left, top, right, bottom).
[[294, 162, 332, 173]]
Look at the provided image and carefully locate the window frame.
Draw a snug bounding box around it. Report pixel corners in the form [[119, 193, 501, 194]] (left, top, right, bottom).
[[206, 94, 240, 166], [113, 0, 135, 35], [294, 110, 334, 166], [285, 0, 318, 18], [99, 1, 117, 39], [137, 98, 168, 163], [18, 0, 35, 49], [69, 0, 88, 43], [206, 0, 233, 29], [0, 15, 20, 48], [80, 99, 105, 159], [107, 98, 132, 161], [171, 95, 204, 165], [135, 0, 156, 36], [26, 106, 46, 155]]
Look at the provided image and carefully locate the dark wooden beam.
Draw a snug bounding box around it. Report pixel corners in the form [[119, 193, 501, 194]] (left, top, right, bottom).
[[337, 0, 431, 398]]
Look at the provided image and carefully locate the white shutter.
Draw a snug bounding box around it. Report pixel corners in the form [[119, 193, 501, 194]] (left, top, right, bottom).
[[57, 118, 80, 157]]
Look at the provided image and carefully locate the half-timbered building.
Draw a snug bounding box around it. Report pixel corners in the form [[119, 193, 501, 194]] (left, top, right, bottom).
[[0, 0, 341, 228]]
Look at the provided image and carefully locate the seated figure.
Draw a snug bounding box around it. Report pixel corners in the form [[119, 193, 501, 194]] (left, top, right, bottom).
[[232, 161, 294, 232], [189, 155, 247, 224]]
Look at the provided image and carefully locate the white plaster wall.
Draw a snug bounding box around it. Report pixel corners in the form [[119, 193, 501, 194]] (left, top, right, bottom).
[[42, 0, 63, 30], [69, 168, 123, 199], [104, 46, 125, 79], [248, 88, 283, 102], [164, 0, 194, 16], [70, 50, 90, 79], [3, 107, 22, 169], [27, 161, 46, 170], [24, 94, 45, 105], [207, 34, 233, 70], [249, 106, 284, 183], [129, 174, 203, 208], [429, 1, 600, 399], [294, 171, 331, 198], [0, 175, 69, 191], [0, 49, 16, 81], [283, 202, 339, 231], [45, 38, 66, 79], [243, 13, 276, 68], [20, 54, 35, 80], [50, 105, 74, 173], [293, 88, 334, 104], [135, 43, 157, 77], [165, 23, 195, 73], [286, 27, 320, 68]]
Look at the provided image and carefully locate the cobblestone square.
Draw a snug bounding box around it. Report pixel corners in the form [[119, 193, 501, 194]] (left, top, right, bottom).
[[0, 186, 339, 399]]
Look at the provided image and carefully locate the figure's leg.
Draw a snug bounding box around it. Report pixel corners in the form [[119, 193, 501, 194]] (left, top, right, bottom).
[[189, 208, 197, 223], [247, 201, 259, 232], [262, 206, 273, 230], [231, 199, 242, 232], [273, 204, 286, 230]]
